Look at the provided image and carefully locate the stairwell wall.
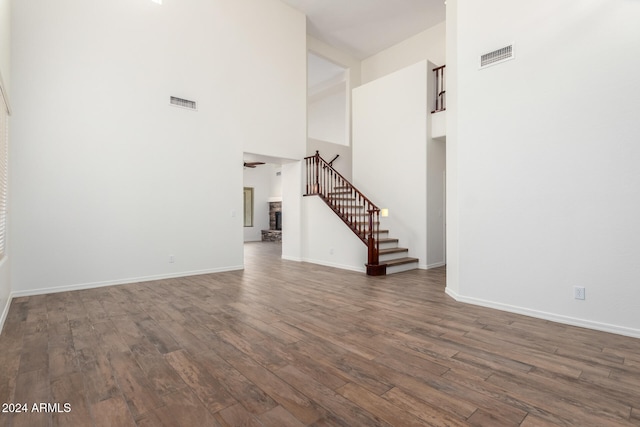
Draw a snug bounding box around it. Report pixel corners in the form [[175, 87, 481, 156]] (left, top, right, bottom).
[[353, 61, 428, 269], [302, 196, 367, 272]]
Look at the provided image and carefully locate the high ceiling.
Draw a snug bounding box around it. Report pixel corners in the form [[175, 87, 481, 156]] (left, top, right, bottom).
[[280, 0, 446, 59]]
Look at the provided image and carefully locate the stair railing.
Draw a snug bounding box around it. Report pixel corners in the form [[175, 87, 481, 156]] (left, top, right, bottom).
[[304, 151, 383, 275], [432, 65, 446, 113]]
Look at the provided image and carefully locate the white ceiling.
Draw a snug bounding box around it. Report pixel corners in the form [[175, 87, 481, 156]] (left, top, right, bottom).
[[280, 0, 446, 59]]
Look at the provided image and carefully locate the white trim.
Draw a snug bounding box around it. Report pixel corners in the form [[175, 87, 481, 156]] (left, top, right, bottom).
[[281, 255, 302, 262], [445, 287, 640, 339], [10, 266, 244, 299], [301, 257, 365, 273], [427, 261, 446, 269], [0, 70, 10, 115], [0, 293, 11, 334]]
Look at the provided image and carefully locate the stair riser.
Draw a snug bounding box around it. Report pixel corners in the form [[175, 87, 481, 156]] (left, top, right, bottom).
[[379, 251, 409, 262], [386, 261, 419, 275], [378, 241, 399, 250]]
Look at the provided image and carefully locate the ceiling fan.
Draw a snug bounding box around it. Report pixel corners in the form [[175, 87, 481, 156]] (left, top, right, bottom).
[[243, 161, 265, 168]]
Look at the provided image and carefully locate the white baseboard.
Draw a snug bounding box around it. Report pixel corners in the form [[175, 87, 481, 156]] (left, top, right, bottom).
[[281, 255, 302, 262], [10, 266, 244, 299], [301, 257, 365, 273], [445, 287, 640, 339], [427, 262, 446, 269]]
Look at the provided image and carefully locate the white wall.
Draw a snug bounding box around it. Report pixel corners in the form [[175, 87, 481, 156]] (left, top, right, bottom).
[[426, 62, 446, 268], [308, 84, 347, 146], [308, 36, 361, 89], [306, 139, 352, 180], [243, 165, 274, 242], [0, 0, 11, 328], [448, 0, 640, 337], [353, 61, 428, 269], [307, 37, 361, 180], [235, 1, 307, 161], [445, 0, 460, 295], [302, 196, 366, 272], [361, 22, 445, 85], [269, 165, 282, 200], [281, 161, 302, 261], [10, 0, 306, 295], [0, 0, 9, 89]]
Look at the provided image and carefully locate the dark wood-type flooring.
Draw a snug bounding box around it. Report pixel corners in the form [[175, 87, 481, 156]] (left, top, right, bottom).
[[1, 242, 639, 426]]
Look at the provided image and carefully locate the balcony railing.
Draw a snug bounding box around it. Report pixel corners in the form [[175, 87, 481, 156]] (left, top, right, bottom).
[[432, 65, 446, 113]]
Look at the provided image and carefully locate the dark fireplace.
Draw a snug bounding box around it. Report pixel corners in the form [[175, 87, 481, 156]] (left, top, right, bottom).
[[262, 201, 283, 242], [275, 211, 282, 231]]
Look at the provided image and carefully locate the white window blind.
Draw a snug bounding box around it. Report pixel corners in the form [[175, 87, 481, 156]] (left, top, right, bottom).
[[0, 87, 8, 259]]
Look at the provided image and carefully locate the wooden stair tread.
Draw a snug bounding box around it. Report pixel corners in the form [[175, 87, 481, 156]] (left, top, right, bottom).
[[381, 257, 419, 267], [379, 247, 408, 255], [378, 238, 398, 243], [356, 230, 389, 238]]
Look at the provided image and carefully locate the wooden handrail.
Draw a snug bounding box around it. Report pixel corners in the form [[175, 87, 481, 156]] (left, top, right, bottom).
[[304, 151, 382, 275]]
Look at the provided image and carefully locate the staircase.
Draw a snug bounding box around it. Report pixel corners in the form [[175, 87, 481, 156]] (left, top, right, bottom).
[[304, 151, 418, 275]]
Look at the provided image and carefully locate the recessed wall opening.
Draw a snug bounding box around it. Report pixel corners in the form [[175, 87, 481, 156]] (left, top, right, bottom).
[[307, 52, 349, 147], [242, 154, 285, 254]]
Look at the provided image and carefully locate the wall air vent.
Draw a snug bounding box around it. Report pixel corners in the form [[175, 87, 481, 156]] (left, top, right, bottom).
[[480, 44, 514, 69], [170, 96, 197, 110]]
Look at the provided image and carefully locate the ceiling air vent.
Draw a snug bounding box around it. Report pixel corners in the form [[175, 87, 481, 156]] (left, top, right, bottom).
[[170, 96, 197, 111], [480, 44, 514, 69]]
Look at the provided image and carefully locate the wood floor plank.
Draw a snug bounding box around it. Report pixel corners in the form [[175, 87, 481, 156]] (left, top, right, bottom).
[[189, 350, 279, 415], [337, 382, 438, 427], [208, 334, 322, 424], [259, 405, 306, 427], [12, 368, 52, 427], [164, 349, 237, 414], [1, 242, 639, 426], [108, 351, 164, 420], [48, 333, 79, 380], [51, 372, 93, 427], [18, 331, 49, 374], [139, 388, 220, 427], [134, 317, 181, 355], [76, 346, 120, 404], [215, 403, 263, 427], [133, 352, 186, 397], [381, 386, 470, 427], [274, 364, 391, 427], [91, 395, 137, 427], [486, 371, 635, 426]]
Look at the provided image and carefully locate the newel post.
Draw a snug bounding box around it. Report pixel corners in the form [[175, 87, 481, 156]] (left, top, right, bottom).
[[313, 150, 320, 194], [365, 209, 385, 276]]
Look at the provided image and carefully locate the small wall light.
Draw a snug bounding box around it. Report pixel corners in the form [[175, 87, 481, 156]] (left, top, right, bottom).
[[380, 208, 389, 217]]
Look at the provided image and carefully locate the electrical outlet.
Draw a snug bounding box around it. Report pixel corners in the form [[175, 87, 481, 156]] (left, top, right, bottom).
[[574, 286, 585, 300], [169, 255, 175, 263], [329, 248, 334, 255]]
